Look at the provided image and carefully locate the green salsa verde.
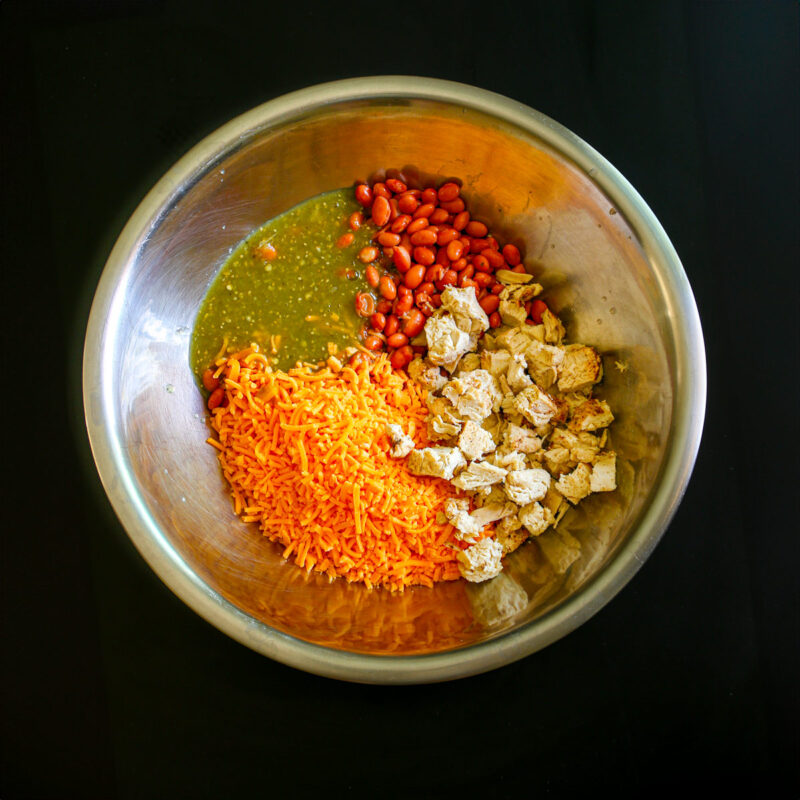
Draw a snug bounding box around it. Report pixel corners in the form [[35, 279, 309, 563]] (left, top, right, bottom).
[[191, 188, 375, 376]]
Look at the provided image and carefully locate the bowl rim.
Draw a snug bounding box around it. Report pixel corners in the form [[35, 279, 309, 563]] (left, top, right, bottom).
[[83, 75, 706, 684]]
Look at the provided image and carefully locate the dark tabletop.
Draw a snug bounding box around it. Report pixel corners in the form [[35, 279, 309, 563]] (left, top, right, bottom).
[[2, 1, 798, 797]]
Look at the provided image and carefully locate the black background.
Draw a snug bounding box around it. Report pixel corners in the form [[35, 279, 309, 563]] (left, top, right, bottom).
[[2, 1, 798, 797]]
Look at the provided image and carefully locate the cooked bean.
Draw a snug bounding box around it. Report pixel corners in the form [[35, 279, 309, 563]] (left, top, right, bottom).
[[388, 198, 400, 221], [489, 311, 502, 328], [202, 368, 219, 392], [377, 231, 401, 247], [440, 269, 458, 287], [394, 295, 414, 315], [364, 335, 384, 351], [406, 217, 429, 235], [398, 285, 412, 300], [491, 282, 504, 295], [401, 309, 426, 338], [416, 281, 436, 296], [373, 182, 390, 199], [512, 264, 527, 273], [379, 276, 397, 300], [391, 214, 412, 233], [207, 386, 225, 410], [439, 198, 465, 213], [453, 210, 470, 231], [486, 236, 500, 250], [365, 264, 380, 288], [355, 292, 376, 316], [386, 178, 407, 194], [413, 203, 436, 220], [480, 294, 500, 314], [348, 211, 364, 231], [413, 246, 436, 266], [355, 184, 373, 206], [484, 248, 505, 268], [436, 227, 459, 246], [384, 314, 400, 337], [404, 264, 426, 289], [474, 271, 494, 288], [370, 312, 387, 332], [531, 299, 548, 324], [469, 237, 489, 253], [473, 254, 491, 272], [446, 240, 464, 261], [502, 243, 521, 266], [390, 347, 412, 370], [451, 257, 468, 272], [371, 196, 391, 227], [422, 188, 438, 204], [425, 264, 445, 283], [410, 229, 437, 246], [429, 208, 450, 224], [397, 193, 419, 214], [437, 182, 460, 202], [435, 246, 451, 266], [386, 332, 409, 348], [465, 220, 488, 237], [358, 246, 379, 263], [392, 245, 412, 273]]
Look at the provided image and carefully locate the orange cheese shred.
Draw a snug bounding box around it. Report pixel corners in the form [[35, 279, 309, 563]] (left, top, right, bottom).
[[207, 351, 469, 591]]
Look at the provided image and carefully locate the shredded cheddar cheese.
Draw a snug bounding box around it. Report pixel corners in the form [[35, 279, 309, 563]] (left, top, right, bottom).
[[207, 346, 471, 591]]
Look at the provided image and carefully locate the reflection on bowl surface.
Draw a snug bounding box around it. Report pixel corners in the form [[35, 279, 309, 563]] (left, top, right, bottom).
[[84, 76, 705, 683]]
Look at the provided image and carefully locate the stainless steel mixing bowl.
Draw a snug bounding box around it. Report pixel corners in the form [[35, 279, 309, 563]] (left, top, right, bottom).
[[83, 76, 706, 683]]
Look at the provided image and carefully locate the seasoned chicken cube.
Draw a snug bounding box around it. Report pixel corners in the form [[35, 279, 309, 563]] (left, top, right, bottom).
[[518, 501, 555, 536], [499, 299, 528, 327], [407, 447, 466, 480], [542, 485, 569, 526], [425, 396, 463, 440], [549, 428, 600, 464], [542, 446, 575, 476], [498, 282, 541, 302], [456, 353, 481, 373], [489, 449, 528, 472], [494, 519, 529, 555], [513, 385, 559, 427], [443, 497, 483, 543], [536, 528, 581, 574], [452, 461, 508, 491], [385, 423, 415, 458], [506, 354, 533, 393], [590, 451, 617, 492], [458, 420, 497, 461], [440, 286, 490, 335], [555, 462, 593, 504], [424, 313, 474, 372], [480, 349, 512, 377], [495, 326, 541, 357], [481, 413, 505, 445], [407, 357, 447, 392], [525, 339, 565, 391], [557, 345, 603, 393], [502, 423, 542, 454], [471, 502, 517, 527], [504, 468, 551, 506], [457, 536, 504, 583], [569, 398, 614, 432], [541, 308, 565, 344], [442, 370, 503, 422]]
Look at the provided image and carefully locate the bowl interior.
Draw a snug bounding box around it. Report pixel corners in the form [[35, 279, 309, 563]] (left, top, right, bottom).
[[89, 92, 676, 658]]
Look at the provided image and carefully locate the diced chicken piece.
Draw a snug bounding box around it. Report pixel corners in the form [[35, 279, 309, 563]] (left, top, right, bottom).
[[407, 357, 448, 392], [474, 486, 507, 507], [542, 308, 565, 344], [425, 396, 463, 441], [494, 518, 529, 555], [457, 353, 481, 373], [557, 345, 603, 393], [452, 461, 508, 491], [502, 423, 542, 454], [458, 420, 497, 461], [481, 413, 505, 445], [440, 286, 490, 335], [424, 313, 474, 373], [518, 501, 555, 536], [525, 339, 565, 391], [457, 537, 504, 583], [498, 282, 542, 303], [499, 299, 528, 327], [385, 423, 415, 458], [428, 416, 461, 440], [555, 462, 593, 504], [480, 349, 512, 378], [442, 370, 503, 422], [542, 446, 575, 476], [407, 447, 466, 480], [504, 468, 551, 506], [443, 497, 483, 543], [549, 428, 600, 464], [495, 325, 540, 357], [590, 451, 617, 492], [513, 385, 559, 427], [506, 354, 533, 393], [471, 502, 517, 526], [542, 485, 569, 527], [490, 449, 528, 472], [569, 398, 615, 432], [536, 528, 581, 574]]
